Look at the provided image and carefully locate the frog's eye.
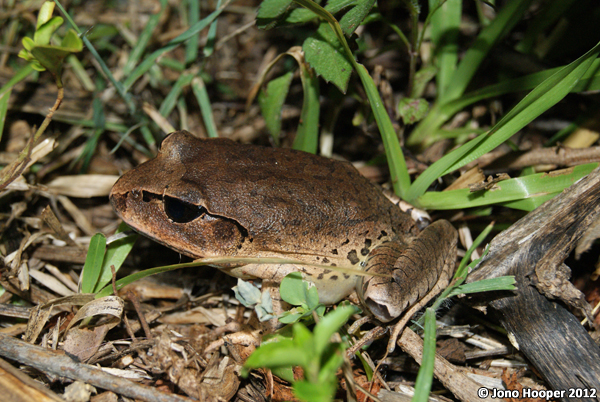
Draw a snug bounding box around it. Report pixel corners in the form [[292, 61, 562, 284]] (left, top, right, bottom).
[[163, 196, 204, 223]]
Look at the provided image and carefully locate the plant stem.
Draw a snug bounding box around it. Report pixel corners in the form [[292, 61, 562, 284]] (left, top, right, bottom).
[[0, 74, 63, 190]]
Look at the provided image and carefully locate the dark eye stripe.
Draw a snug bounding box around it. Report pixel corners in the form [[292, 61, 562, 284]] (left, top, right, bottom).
[[163, 196, 204, 223]]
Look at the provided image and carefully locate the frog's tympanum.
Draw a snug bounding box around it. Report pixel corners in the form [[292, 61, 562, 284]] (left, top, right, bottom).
[[110, 131, 457, 323]]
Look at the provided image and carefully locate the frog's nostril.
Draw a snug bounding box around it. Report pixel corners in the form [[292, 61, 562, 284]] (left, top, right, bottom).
[[163, 196, 204, 223]]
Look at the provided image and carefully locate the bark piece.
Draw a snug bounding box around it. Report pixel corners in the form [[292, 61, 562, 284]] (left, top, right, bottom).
[[468, 166, 600, 400]]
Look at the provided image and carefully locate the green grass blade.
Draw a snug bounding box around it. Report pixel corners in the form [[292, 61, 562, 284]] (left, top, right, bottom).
[[409, 0, 533, 146], [159, 72, 194, 119], [408, 59, 600, 147], [411, 308, 436, 402], [55, 0, 136, 113], [0, 89, 10, 142], [293, 62, 320, 153], [0, 63, 35, 99], [441, 42, 600, 176], [203, 0, 224, 58], [428, 0, 461, 100], [407, 41, 600, 202], [67, 54, 95, 91], [80, 233, 107, 294], [122, 5, 226, 91], [440, 0, 533, 104], [93, 223, 138, 293], [454, 221, 495, 282], [416, 163, 598, 210], [448, 276, 516, 297], [95, 260, 206, 298], [357, 64, 411, 197], [122, 0, 168, 76], [191, 76, 219, 138], [293, 0, 411, 196], [406, 132, 488, 203], [186, 0, 200, 63], [515, 0, 577, 55], [498, 194, 557, 210]]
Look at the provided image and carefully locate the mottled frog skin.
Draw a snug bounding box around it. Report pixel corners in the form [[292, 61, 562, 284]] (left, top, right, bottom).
[[110, 131, 457, 322]]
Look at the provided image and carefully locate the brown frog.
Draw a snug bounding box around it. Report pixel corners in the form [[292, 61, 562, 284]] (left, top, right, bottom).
[[110, 130, 457, 322]]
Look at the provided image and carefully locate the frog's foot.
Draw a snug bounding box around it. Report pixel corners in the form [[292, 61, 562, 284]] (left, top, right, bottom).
[[357, 220, 458, 323]]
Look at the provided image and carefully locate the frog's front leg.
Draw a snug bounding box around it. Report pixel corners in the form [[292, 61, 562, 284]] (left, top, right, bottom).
[[357, 220, 458, 323]]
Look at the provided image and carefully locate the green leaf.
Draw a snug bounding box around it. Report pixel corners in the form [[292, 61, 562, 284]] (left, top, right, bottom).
[[259, 71, 294, 145], [313, 304, 359, 357], [80, 233, 107, 294], [292, 321, 314, 349], [280, 272, 313, 306], [256, 289, 275, 322], [30, 43, 81, 75], [243, 339, 308, 375], [34, 16, 64, 46], [36, 2, 56, 30], [60, 29, 83, 51], [306, 283, 320, 310], [256, 0, 295, 29], [304, 22, 352, 94], [278, 309, 307, 324], [272, 366, 296, 383], [318, 343, 345, 382], [338, 0, 375, 36], [233, 278, 263, 308], [294, 379, 337, 402], [22, 37, 35, 52], [398, 97, 429, 125]]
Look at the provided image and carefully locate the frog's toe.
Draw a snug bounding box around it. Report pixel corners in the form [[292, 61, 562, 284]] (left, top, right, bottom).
[[358, 241, 412, 322], [358, 220, 457, 323]]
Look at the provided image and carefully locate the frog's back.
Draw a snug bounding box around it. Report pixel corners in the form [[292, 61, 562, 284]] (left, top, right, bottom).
[[165, 131, 415, 245]]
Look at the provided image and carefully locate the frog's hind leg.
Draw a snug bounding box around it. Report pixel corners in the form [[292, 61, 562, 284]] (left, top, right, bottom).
[[357, 220, 457, 351]]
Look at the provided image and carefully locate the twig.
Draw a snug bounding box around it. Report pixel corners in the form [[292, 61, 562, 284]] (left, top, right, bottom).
[[0, 81, 63, 190], [491, 145, 600, 170], [397, 328, 496, 402], [126, 290, 153, 340], [0, 334, 194, 402]]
